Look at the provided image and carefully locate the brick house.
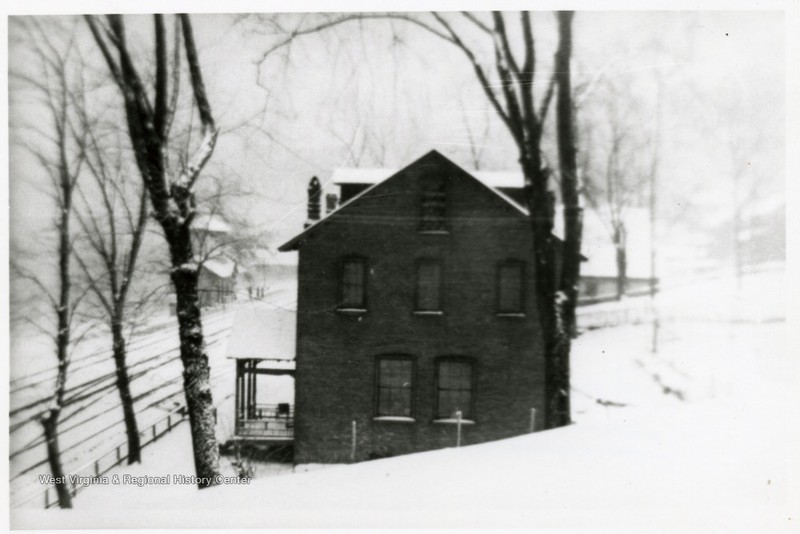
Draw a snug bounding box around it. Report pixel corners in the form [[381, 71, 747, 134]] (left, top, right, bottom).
[[279, 150, 548, 463]]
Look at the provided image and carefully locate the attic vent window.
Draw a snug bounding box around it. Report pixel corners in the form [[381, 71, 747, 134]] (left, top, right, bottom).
[[419, 175, 448, 233]]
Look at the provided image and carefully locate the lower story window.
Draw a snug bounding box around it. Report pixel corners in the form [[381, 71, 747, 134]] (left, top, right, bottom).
[[436, 359, 474, 419], [376, 357, 414, 417]]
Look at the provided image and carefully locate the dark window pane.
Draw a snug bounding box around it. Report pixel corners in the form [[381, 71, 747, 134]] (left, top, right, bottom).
[[377, 358, 413, 417], [416, 261, 441, 311], [437, 360, 473, 419], [341, 259, 365, 308], [498, 262, 523, 313]]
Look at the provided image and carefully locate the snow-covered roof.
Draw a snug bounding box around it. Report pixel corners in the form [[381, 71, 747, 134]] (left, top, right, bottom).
[[225, 306, 296, 362], [201, 257, 236, 279], [191, 213, 232, 234], [331, 167, 525, 189]]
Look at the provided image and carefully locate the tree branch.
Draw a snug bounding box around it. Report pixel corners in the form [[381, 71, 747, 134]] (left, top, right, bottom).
[[430, 12, 518, 143], [154, 14, 169, 141], [179, 14, 214, 130]]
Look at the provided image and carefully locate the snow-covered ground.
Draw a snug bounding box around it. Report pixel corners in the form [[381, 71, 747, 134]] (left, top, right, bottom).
[[11, 266, 797, 531], [8, 279, 298, 509]]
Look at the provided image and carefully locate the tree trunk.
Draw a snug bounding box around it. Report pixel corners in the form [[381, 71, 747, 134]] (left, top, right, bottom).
[[45, 118, 74, 508], [524, 166, 562, 430], [42, 411, 72, 508], [613, 225, 627, 300], [550, 10, 581, 429], [111, 320, 141, 464], [169, 231, 219, 486], [616, 245, 627, 300], [84, 14, 222, 486]]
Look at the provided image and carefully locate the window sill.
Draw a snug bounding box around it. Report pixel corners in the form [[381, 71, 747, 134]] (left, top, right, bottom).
[[496, 312, 526, 318], [336, 308, 367, 316], [413, 310, 444, 316], [373, 416, 416, 423], [433, 418, 476, 425], [418, 230, 450, 235]]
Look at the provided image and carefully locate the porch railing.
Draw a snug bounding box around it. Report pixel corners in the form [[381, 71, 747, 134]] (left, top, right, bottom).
[[236, 403, 294, 440]]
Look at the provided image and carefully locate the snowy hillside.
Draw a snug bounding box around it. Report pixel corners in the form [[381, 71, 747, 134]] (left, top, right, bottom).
[[12, 266, 797, 531]]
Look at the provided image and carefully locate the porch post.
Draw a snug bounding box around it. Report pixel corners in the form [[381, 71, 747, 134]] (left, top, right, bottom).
[[248, 360, 256, 419], [235, 360, 242, 424]]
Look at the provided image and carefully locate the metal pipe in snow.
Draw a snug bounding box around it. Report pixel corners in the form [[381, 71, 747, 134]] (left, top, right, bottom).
[[350, 420, 357, 462], [456, 410, 462, 447]]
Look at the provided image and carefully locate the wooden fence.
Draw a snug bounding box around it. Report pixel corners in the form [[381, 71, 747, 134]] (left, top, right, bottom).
[[20, 406, 188, 509]]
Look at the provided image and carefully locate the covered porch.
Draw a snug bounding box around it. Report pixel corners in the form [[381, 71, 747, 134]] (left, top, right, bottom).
[[234, 358, 295, 441], [226, 306, 296, 443]]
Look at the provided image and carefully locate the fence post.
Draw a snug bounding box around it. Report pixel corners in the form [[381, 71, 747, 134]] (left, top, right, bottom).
[[529, 408, 537, 433], [153, 424, 157, 442], [350, 420, 357, 463], [168, 413, 172, 431], [94, 460, 100, 477], [456, 410, 462, 447], [44, 488, 50, 508], [116, 445, 121, 463]]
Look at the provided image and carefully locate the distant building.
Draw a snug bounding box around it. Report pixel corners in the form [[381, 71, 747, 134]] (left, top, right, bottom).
[[190, 213, 238, 308], [279, 150, 551, 463]]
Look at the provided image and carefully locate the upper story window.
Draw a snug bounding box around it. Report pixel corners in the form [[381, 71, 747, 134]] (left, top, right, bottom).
[[419, 175, 448, 233], [339, 256, 366, 310], [435, 358, 475, 420], [376, 356, 414, 418], [497, 260, 525, 315], [415, 259, 442, 313]]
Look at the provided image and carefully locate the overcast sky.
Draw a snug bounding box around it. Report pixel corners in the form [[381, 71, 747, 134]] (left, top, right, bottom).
[[5, 8, 788, 275]]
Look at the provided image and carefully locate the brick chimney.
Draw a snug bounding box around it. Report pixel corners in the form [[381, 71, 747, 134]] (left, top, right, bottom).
[[306, 176, 321, 228]]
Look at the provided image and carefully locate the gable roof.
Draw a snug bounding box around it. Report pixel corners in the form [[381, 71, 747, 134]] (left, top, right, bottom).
[[279, 150, 529, 252]]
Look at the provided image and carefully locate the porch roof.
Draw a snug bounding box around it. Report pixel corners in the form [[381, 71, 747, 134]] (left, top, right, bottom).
[[226, 306, 296, 363]]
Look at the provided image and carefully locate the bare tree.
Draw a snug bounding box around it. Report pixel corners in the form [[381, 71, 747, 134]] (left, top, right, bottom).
[[70, 110, 150, 463], [256, 11, 582, 428], [10, 20, 91, 508], [85, 14, 221, 484], [581, 80, 651, 301]]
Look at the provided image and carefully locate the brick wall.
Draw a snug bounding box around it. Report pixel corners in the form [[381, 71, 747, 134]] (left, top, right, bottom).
[[292, 153, 546, 464]]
